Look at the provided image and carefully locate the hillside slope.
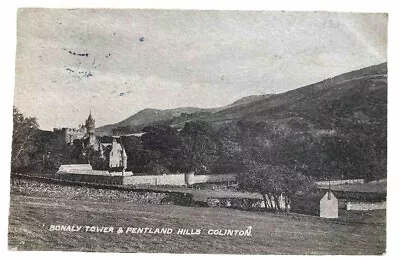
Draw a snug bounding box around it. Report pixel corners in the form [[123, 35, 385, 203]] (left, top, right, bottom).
[[96, 95, 271, 135], [208, 62, 387, 129], [96, 107, 209, 135], [97, 62, 386, 136]]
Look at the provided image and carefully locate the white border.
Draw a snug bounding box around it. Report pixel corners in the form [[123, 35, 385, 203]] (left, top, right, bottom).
[[1, 1, 398, 261]]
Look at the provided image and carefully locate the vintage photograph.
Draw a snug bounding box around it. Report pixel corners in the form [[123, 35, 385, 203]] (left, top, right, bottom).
[[8, 8, 387, 254]]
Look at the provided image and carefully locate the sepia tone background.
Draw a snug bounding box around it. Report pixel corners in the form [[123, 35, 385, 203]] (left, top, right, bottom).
[[15, 9, 387, 130]]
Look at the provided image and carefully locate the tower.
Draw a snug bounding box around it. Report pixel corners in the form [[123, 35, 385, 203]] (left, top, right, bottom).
[[85, 111, 97, 147], [85, 111, 95, 135]]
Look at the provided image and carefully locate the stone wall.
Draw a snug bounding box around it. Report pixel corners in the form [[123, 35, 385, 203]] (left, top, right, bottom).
[[57, 173, 123, 185], [53, 128, 86, 145], [57, 164, 109, 176], [193, 174, 236, 184], [58, 164, 93, 173], [315, 179, 365, 186], [56, 167, 237, 187], [368, 178, 387, 184], [123, 174, 186, 186], [346, 201, 386, 211], [122, 173, 237, 186]]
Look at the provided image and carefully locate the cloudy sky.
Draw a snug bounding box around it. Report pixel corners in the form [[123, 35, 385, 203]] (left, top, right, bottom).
[[14, 9, 387, 130]]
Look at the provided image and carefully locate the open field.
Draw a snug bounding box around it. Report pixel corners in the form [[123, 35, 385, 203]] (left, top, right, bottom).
[[8, 193, 386, 254]]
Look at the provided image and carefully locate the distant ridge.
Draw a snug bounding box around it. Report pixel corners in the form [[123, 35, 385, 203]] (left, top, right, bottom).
[[96, 62, 387, 136]]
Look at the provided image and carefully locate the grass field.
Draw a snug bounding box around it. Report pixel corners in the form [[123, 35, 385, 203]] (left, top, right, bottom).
[[8, 193, 386, 254]]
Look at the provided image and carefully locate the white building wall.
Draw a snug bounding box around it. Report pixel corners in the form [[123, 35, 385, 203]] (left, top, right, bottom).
[[320, 191, 339, 218]]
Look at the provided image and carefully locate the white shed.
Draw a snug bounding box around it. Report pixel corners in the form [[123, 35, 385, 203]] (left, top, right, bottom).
[[320, 191, 338, 219]]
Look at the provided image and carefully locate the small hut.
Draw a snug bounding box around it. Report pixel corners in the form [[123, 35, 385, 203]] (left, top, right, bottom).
[[319, 190, 338, 219]]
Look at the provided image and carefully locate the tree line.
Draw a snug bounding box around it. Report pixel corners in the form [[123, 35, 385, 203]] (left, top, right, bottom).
[[11, 106, 386, 182], [11, 106, 386, 213]]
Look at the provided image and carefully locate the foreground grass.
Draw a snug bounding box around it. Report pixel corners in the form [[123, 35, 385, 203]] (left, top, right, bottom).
[[8, 194, 385, 254]]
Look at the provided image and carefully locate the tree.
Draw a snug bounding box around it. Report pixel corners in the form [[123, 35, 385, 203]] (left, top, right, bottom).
[[180, 121, 218, 173], [237, 162, 314, 212], [11, 106, 39, 171], [141, 125, 185, 173]]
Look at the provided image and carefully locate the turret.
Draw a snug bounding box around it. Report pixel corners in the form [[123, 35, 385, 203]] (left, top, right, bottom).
[[85, 110, 95, 135]]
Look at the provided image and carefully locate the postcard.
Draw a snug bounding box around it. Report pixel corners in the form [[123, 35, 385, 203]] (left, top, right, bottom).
[[8, 8, 387, 255]]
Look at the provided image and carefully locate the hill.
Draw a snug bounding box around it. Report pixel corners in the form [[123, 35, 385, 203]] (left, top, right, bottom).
[[95, 95, 271, 136], [96, 107, 209, 136], [91, 63, 387, 181], [97, 63, 386, 136], [223, 94, 274, 108], [207, 62, 387, 129]]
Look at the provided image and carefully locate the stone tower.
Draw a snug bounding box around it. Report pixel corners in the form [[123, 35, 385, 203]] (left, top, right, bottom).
[[85, 111, 97, 147], [85, 111, 95, 135]]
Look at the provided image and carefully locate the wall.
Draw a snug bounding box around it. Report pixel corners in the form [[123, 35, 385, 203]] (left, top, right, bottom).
[[368, 178, 387, 184], [57, 173, 123, 185], [193, 174, 236, 184], [57, 164, 109, 176], [315, 179, 365, 186], [56, 168, 236, 187], [346, 201, 386, 211], [123, 173, 236, 186], [58, 164, 93, 173], [123, 174, 186, 186], [54, 128, 86, 145]]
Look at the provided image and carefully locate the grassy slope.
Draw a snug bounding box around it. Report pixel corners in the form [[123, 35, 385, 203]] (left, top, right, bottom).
[[95, 94, 274, 135], [8, 194, 385, 254], [96, 107, 208, 135], [208, 62, 387, 127], [98, 62, 387, 134]]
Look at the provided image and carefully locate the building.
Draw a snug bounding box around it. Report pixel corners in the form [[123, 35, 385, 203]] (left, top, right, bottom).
[[85, 111, 97, 147], [319, 190, 338, 219], [108, 138, 127, 171], [53, 111, 98, 148], [51, 111, 131, 174], [53, 126, 87, 145]]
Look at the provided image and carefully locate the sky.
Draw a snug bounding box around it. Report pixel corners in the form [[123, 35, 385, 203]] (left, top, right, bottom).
[[14, 9, 388, 130]]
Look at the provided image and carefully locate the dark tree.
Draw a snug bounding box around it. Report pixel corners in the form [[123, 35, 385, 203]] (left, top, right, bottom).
[[11, 106, 39, 171], [237, 162, 314, 212], [180, 121, 218, 174], [140, 125, 185, 173]]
